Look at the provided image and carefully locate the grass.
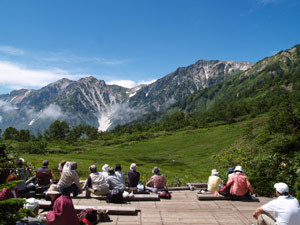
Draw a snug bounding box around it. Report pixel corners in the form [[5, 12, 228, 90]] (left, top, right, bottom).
[[22, 122, 246, 186]]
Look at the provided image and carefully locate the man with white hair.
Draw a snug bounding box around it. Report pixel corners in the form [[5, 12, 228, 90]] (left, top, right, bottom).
[[253, 182, 300, 225], [85, 165, 110, 197]]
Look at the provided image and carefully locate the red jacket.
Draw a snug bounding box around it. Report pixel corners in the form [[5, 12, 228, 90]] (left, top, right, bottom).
[[227, 173, 253, 196], [46, 195, 80, 225], [0, 187, 19, 200]]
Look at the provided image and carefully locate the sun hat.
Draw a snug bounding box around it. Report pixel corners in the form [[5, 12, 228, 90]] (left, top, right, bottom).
[[211, 169, 218, 175], [24, 198, 39, 210], [274, 182, 289, 194], [102, 164, 109, 172], [152, 167, 160, 174], [228, 168, 234, 173], [234, 165, 243, 172], [130, 163, 137, 171], [42, 160, 49, 167], [46, 184, 61, 195]]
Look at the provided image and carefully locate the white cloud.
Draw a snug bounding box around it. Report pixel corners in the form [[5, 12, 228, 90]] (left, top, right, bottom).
[[0, 100, 18, 112], [107, 80, 137, 88], [0, 46, 24, 56], [0, 60, 81, 90], [39, 104, 65, 120], [107, 79, 156, 88]]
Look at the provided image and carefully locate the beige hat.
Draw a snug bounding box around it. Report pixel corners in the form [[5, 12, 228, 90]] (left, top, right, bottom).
[[130, 163, 137, 171], [24, 198, 39, 210], [46, 184, 61, 195], [102, 164, 109, 172], [274, 182, 289, 194], [211, 169, 218, 175], [234, 165, 243, 172]]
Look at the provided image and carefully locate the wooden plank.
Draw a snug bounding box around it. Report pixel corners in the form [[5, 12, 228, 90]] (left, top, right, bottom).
[[87, 193, 160, 201], [197, 194, 259, 202], [187, 183, 207, 187], [38, 201, 137, 215], [168, 186, 190, 191]]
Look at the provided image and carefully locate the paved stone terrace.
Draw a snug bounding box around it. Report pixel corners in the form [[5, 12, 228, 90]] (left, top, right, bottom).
[[73, 190, 272, 225]]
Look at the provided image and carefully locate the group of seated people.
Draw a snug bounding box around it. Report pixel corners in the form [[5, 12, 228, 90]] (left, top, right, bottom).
[[207, 165, 253, 197], [0, 159, 168, 224], [2, 159, 299, 225]]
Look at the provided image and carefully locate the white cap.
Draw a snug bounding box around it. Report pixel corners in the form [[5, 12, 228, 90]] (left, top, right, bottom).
[[234, 165, 243, 172], [211, 169, 218, 175], [24, 198, 39, 210], [274, 182, 289, 194], [102, 164, 109, 172]]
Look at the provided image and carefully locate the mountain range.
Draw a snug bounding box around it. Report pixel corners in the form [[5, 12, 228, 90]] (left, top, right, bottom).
[[0, 60, 252, 133]]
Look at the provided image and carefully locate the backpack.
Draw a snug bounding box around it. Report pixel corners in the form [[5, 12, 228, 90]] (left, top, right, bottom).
[[158, 190, 172, 199], [78, 208, 98, 225], [219, 184, 231, 196], [107, 188, 124, 203]]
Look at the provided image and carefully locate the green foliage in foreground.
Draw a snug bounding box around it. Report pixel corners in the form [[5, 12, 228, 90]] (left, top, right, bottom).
[[20, 123, 245, 186], [216, 99, 300, 198]]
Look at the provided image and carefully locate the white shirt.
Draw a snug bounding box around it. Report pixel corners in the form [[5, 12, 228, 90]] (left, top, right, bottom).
[[115, 171, 125, 185], [262, 195, 300, 225]]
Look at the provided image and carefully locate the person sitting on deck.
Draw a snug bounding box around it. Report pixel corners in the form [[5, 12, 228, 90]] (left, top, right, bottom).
[[17, 198, 45, 225], [42, 184, 80, 225], [128, 163, 140, 188], [0, 174, 20, 200], [106, 167, 125, 192], [58, 160, 67, 175], [226, 165, 253, 197], [207, 169, 223, 195], [253, 182, 300, 225], [145, 167, 167, 193], [57, 161, 82, 197], [36, 160, 53, 191], [85, 165, 110, 197], [227, 168, 234, 180], [115, 164, 125, 185], [16, 158, 35, 194], [101, 164, 109, 181]]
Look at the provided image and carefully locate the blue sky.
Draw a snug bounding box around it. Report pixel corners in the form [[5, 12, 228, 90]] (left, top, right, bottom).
[[0, 0, 299, 94]]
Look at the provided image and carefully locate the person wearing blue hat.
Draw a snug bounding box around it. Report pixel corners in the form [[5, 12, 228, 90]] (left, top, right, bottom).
[[227, 168, 234, 179], [36, 160, 53, 191]]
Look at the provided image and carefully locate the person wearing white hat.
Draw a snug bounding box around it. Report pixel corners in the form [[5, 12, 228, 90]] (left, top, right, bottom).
[[101, 164, 110, 180], [207, 169, 223, 195], [253, 182, 300, 225], [17, 198, 45, 225], [226, 165, 254, 197]]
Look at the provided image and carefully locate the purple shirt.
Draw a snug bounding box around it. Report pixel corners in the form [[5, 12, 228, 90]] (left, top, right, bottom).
[[46, 195, 80, 225], [128, 171, 140, 187]]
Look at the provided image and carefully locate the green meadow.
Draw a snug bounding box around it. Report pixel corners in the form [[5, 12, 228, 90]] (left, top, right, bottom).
[[22, 122, 245, 186]]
